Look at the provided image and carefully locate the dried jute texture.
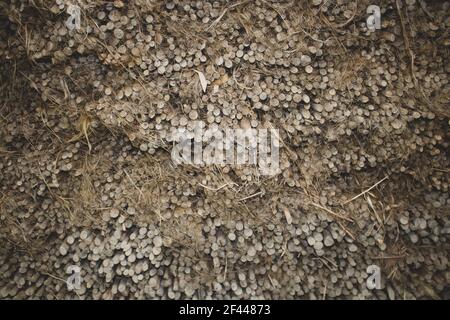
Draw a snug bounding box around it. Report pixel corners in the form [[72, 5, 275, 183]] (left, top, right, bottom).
[[0, 0, 448, 299]]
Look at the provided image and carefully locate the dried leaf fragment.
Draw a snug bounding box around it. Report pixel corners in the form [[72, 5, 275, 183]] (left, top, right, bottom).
[[195, 70, 208, 93], [281, 205, 292, 225]]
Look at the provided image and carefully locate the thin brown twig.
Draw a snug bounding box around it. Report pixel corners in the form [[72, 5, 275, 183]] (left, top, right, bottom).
[[337, 220, 356, 240], [342, 176, 388, 205], [206, 0, 250, 31], [238, 191, 262, 202], [199, 182, 236, 191], [310, 202, 354, 223]]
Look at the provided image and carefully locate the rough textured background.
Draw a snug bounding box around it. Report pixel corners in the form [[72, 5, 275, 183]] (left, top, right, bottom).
[[0, 0, 449, 299]]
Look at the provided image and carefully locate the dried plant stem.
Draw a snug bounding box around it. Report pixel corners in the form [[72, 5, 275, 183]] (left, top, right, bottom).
[[343, 176, 388, 205]]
